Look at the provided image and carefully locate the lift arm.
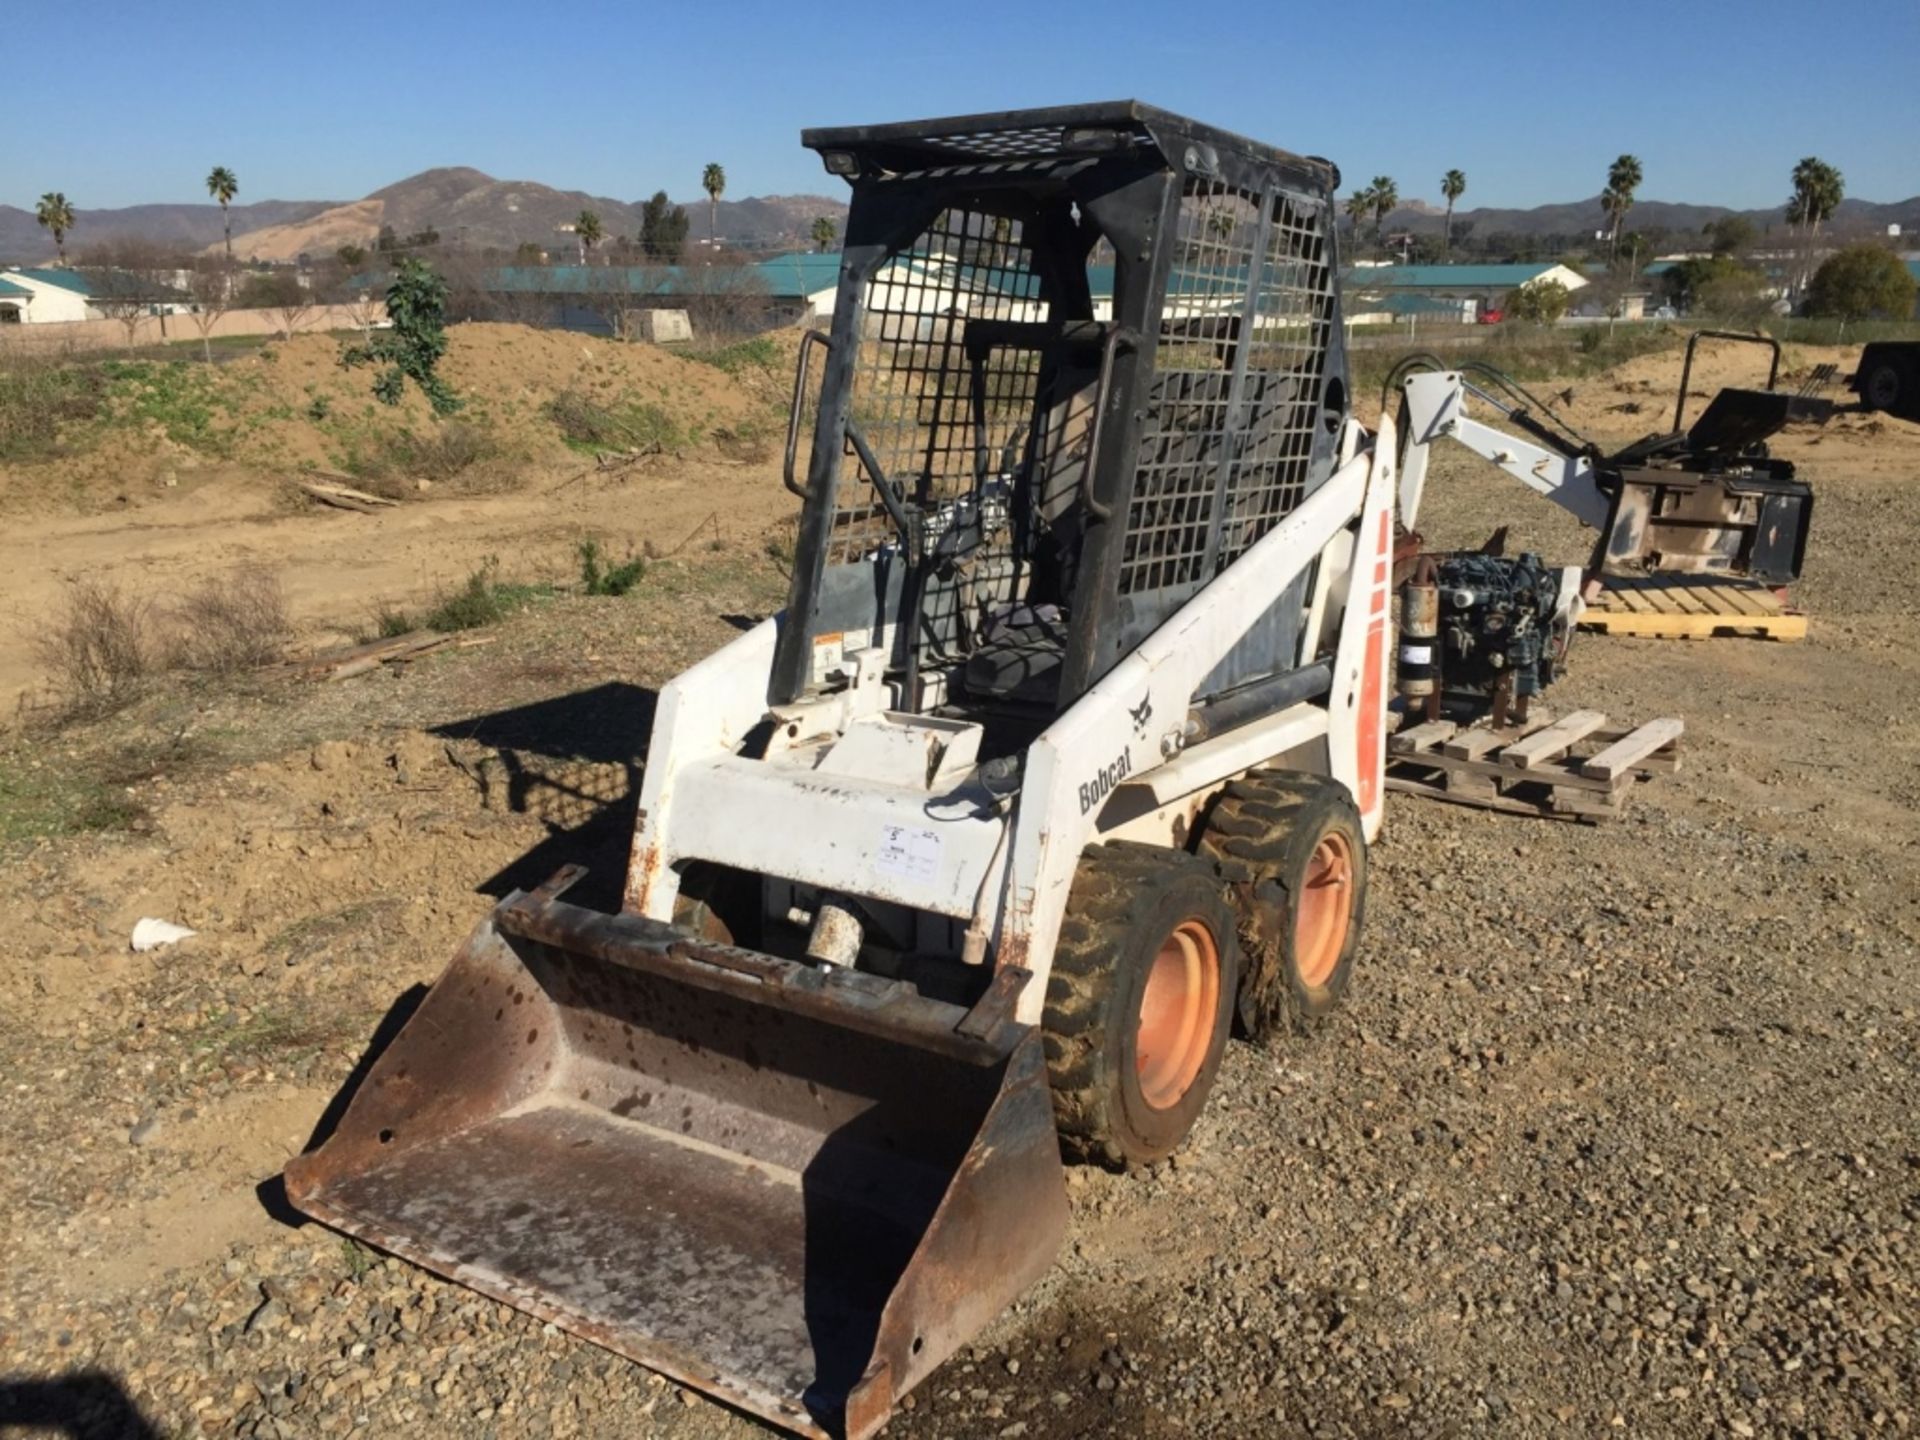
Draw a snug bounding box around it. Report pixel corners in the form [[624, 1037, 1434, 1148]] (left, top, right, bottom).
[[1398, 369, 1612, 533]]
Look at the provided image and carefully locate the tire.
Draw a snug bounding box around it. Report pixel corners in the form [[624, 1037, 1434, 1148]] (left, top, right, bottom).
[[1196, 770, 1367, 1042], [1860, 360, 1909, 417], [1042, 843, 1241, 1170], [671, 862, 761, 948]]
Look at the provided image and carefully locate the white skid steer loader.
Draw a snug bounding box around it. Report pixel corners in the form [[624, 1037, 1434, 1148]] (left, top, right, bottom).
[[287, 102, 1407, 1439]]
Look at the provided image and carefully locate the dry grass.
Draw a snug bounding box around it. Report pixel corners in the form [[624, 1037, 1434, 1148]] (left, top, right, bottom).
[[34, 568, 293, 719], [33, 579, 159, 716], [169, 569, 292, 674]]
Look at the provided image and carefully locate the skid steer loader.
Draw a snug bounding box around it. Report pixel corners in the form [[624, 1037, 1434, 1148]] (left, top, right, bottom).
[[286, 102, 1406, 1438]]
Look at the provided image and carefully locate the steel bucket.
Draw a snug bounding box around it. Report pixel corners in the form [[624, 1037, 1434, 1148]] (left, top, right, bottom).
[[285, 869, 1068, 1439]]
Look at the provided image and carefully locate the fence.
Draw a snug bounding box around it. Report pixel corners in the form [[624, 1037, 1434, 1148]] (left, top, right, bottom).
[[0, 303, 387, 357]]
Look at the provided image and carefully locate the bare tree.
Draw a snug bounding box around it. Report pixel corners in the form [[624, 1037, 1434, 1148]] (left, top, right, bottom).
[[681, 250, 770, 340], [237, 270, 314, 337], [77, 238, 178, 347], [187, 260, 233, 360], [582, 264, 671, 340]]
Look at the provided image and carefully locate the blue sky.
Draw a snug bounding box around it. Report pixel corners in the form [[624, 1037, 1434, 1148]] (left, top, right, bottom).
[[4, 0, 1915, 214]]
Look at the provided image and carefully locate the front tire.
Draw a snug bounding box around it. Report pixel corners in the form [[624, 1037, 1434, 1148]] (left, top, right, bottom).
[[1043, 844, 1241, 1170]]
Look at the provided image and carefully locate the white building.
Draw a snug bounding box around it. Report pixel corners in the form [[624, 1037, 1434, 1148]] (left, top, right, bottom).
[[0, 267, 95, 323]]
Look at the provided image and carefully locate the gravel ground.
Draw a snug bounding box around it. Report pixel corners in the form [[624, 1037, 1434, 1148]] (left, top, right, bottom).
[[2, 410, 1916, 1439]]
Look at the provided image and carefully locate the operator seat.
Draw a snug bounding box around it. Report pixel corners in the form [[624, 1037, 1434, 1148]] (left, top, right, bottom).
[[959, 348, 1102, 707]]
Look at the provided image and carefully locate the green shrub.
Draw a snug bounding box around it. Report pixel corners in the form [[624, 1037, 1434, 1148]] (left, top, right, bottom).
[[692, 336, 779, 376], [578, 537, 646, 596], [545, 389, 691, 455], [1805, 245, 1917, 321], [368, 603, 417, 639], [100, 359, 232, 452], [339, 258, 461, 414], [334, 421, 494, 488], [420, 559, 549, 632], [0, 360, 106, 461], [1505, 279, 1571, 325]]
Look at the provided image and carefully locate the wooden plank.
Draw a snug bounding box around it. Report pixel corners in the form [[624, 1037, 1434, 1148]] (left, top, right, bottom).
[[1580, 717, 1685, 780], [1440, 727, 1508, 760], [1441, 769, 1499, 800], [1500, 710, 1610, 769], [291, 630, 451, 680], [1550, 788, 1625, 820], [1389, 720, 1458, 755], [296, 479, 400, 512], [1393, 747, 1619, 794], [1579, 608, 1806, 641], [1386, 773, 1600, 823], [1664, 582, 1712, 615], [1714, 586, 1775, 617], [1586, 727, 1680, 773]]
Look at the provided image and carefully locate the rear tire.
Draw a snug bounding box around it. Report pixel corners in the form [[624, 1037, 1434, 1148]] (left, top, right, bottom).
[[1197, 771, 1367, 1041], [1043, 844, 1241, 1170]]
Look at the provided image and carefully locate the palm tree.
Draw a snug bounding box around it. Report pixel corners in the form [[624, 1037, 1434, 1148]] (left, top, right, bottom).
[[1441, 169, 1466, 257], [1344, 188, 1374, 252], [35, 192, 76, 264], [1603, 154, 1643, 266], [810, 216, 837, 253], [575, 209, 603, 265], [206, 166, 239, 269], [1788, 156, 1845, 297], [701, 163, 726, 248], [1369, 176, 1398, 249]]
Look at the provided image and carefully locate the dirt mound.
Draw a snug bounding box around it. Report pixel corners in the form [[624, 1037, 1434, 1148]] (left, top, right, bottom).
[[219, 321, 766, 476], [0, 322, 778, 511]]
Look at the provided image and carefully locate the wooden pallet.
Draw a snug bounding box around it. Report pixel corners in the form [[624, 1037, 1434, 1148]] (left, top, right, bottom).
[[1386, 709, 1683, 821], [1580, 576, 1806, 642]]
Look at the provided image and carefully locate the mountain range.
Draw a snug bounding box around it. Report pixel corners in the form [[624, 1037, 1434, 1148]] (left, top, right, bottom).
[[1383, 193, 1920, 242], [0, 168, 851, 263], [3, 168, 1915, 264]]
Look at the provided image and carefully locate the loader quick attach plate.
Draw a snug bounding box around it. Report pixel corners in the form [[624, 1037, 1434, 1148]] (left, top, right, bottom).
[[284, 875, 1068, 1440]]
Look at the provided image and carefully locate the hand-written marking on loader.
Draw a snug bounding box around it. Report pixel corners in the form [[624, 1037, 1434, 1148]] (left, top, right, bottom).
[[1079, 746, 1133, 815]]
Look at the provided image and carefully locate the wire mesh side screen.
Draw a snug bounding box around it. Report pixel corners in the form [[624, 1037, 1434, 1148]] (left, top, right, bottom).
[[829, 210, 1048, 566], [1118, 180, 1262, 602], [1216, 191, 1336, 567], [1119, 179, 1337, 602]]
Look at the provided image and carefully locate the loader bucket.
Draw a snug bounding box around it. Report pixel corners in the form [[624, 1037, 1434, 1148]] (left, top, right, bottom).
[[285, 873, 1068, 1440]]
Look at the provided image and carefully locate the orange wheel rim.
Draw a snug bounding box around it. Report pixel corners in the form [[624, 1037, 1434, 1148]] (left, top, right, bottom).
[[1295, 833, 1355, 989], [1135, 918, 1221, 1110]]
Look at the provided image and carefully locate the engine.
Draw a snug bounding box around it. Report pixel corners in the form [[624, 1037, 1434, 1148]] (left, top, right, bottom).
[[1398, 552, 1579, 714]]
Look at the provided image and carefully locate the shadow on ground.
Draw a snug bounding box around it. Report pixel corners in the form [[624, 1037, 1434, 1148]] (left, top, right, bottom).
[[431, 681, 659, 914], [0, 1372, 161, 1440]]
